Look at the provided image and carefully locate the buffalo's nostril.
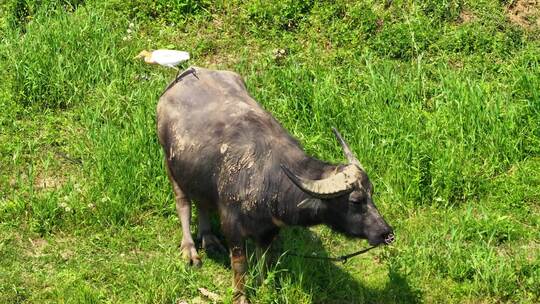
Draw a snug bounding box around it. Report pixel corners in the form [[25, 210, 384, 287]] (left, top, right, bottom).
[[384, 233, 395, 245]]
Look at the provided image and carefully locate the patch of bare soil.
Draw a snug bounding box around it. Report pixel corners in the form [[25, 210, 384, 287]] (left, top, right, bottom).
[[507, 0, 540, 29], [34, 175, 65, 190], [459, 9, 476, 23], [27, 238, 48, 257]]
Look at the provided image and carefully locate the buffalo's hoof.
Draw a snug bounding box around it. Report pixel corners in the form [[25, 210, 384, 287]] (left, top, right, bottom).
[[233, 295, 250, 304], [180, 242, 202, 267], [201, 234, 226, 253]]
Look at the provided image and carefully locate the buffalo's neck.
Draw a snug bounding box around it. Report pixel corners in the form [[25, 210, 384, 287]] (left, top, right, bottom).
[[274, 155, 339, 227]]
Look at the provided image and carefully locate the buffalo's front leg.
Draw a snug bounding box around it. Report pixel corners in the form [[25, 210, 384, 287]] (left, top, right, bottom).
[[231, 245, 249, 304], [222, 215, 250, 304]]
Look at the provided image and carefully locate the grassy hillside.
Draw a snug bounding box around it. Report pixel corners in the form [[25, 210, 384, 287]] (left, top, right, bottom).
[[1, 0, 539, 303]]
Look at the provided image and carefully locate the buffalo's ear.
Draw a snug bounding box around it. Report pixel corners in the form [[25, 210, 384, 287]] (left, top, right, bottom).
[[297, 198, 324, 210]]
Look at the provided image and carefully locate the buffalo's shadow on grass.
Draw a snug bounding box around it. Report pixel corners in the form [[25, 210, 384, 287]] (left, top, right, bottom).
[[271, 227, 421, 303], [194, 216, 421, 303]]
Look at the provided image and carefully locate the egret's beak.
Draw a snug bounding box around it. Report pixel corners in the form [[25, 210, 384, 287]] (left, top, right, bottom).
[[133, 51, 148, 60]]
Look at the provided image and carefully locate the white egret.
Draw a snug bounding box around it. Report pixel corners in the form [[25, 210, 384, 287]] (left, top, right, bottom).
[[134, 49, 190, 69]]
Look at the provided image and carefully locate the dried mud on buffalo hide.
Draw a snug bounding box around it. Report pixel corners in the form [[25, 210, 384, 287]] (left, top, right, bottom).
[[507, 0, 540, 29]]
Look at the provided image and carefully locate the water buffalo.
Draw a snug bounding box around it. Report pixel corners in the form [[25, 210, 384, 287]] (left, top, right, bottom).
[[157, 67, 394, 303]]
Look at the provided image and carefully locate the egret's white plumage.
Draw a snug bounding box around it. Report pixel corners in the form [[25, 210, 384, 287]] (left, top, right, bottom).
[[135, 49, 190, 69]]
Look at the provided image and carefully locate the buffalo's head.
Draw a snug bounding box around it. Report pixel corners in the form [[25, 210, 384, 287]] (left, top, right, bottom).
[[282, 128, 394, 246]]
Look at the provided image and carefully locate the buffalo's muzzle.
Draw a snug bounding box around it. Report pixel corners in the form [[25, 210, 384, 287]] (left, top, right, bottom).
[[384, 233, 395, 245]]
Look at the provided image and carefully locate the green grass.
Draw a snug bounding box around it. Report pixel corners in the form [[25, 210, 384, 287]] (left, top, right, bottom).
[[1, 0, 539, 303]]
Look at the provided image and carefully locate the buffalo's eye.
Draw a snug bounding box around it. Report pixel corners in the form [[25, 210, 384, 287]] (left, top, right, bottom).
[[348, 191, 365, 204], [348, 199, 368, 214], [349, 192, 362, 204], [349, 197, 361, 204]]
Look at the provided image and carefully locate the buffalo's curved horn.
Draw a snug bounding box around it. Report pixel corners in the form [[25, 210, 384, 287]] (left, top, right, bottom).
[[332, 127, 363, 169], [281, 164, 361, 199]]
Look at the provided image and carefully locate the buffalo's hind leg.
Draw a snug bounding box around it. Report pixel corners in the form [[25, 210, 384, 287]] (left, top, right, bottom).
[[165, 163, 201, 267], [197, 206, 226, 253]]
